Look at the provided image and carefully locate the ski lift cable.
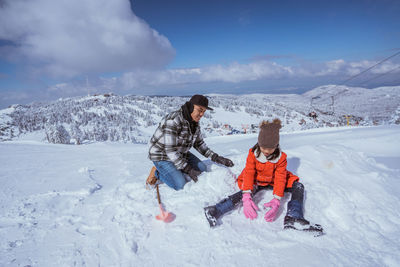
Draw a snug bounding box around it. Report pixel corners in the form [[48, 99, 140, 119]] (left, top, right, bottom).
[[339, 50, 400, 86], [360, 65, 400, 85], [313, 50, 400, 100], [309, 49, 400, 115], [328, 50, 400, 101]]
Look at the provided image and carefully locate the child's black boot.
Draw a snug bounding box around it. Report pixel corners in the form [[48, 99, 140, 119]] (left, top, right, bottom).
[[204, 205, 220, 227], [284, 215, 324, 235], [284, 182, 323, 236]]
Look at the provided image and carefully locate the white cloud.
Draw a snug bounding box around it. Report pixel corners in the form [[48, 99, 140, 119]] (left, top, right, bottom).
[[314, 59, 347, 76], [201, 61, 292, 82], [120, 60, 295, 89], [0, 0, 175, 77], [346, 60, 373, 76], [118, 59, 400, 90], [306, 59, 400, 78], [3, 56, 399, 108]]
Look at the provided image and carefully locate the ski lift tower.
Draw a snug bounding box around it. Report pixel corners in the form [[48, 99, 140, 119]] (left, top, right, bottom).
[[328, 95, 335, 115], [310, 95, 335, 116]]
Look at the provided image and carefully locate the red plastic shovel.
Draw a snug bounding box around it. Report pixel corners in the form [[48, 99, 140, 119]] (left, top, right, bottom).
[[155, 184, 175, 223]]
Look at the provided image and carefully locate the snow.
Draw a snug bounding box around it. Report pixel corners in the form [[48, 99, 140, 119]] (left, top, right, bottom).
[[1, 125, 400, 266], [0, 106, 14, 124], [206, 107, 260, 129]]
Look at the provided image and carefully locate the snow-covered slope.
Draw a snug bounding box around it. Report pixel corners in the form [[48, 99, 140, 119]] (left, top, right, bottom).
[[1, 125, 399, 266]]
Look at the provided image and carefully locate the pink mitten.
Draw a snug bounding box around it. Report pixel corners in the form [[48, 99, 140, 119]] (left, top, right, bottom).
[[242, 193, 259, 219], [263, 198, 280, 222]]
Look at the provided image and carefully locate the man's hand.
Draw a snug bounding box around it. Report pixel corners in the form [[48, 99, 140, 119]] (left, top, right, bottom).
[[212, 154, 234, 167], [182, 165, 201, 182]]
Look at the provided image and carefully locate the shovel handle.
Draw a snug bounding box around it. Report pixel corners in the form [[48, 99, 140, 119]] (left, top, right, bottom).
[[156, 184, 162, 205]]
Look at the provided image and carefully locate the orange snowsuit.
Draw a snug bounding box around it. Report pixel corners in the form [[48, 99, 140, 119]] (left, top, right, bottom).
[[237, 148, 299, 198]]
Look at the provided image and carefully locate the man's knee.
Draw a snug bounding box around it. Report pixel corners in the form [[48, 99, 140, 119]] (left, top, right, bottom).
[[172, 181, 186, 190], [171, 174, 187, 190], [197, 161, 207, 172]]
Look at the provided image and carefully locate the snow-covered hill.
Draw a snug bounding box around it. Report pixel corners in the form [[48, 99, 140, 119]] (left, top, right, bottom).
[[1, 125, 399, 266], [1, 85, 399, 143], [303, 85, 400, 122]]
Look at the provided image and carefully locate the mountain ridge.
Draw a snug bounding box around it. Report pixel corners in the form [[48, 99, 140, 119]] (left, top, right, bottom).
[[1, 85, 399, 143]]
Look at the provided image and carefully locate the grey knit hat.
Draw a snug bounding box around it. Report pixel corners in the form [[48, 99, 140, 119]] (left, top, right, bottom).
[[258, 119, 282, 148]]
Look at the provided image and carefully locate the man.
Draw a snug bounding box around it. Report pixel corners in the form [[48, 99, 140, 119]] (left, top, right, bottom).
[[147, 94, 234, 190]]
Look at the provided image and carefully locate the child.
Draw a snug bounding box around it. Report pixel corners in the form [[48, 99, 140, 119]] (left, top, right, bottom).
[[204, 119, 323, 234]]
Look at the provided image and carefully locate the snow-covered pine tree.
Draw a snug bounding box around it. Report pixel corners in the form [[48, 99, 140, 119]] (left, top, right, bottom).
[[45, 124, 71, 144]]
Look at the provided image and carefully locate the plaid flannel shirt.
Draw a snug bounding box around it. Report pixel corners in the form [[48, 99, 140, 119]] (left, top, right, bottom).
[[148, 109, 215, 170]]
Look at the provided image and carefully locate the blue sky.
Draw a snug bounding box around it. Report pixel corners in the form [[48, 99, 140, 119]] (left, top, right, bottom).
[[132, 0, 399, 66], [0, 0, 399, 108]]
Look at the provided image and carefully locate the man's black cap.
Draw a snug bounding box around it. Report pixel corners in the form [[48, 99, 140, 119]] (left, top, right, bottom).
[[189, 94, 213, 110]]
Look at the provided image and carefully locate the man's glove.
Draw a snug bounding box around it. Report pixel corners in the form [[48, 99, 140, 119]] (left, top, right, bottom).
[[211, 153, 234, 167], [182, 165, 201, 182]]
